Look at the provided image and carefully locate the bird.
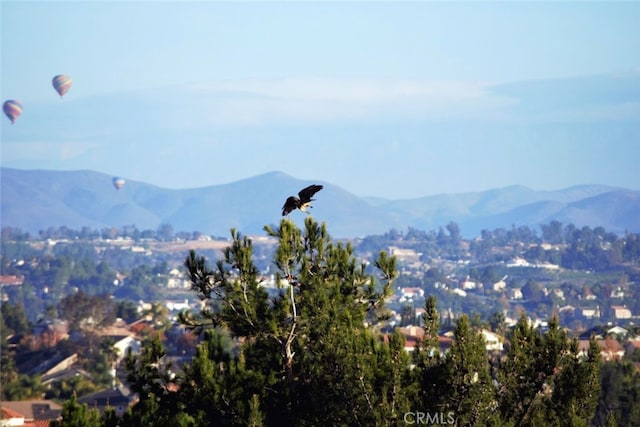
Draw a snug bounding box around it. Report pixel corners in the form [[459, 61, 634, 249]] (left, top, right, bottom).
[[282, 184, 323, 216]]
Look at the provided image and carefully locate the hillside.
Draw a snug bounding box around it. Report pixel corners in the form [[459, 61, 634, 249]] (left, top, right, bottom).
[[1, 167, 639, 238]]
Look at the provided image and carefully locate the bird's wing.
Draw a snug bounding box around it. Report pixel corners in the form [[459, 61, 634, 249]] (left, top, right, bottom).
[[298, 184, 323, 203], [282, 196, 299, 216]]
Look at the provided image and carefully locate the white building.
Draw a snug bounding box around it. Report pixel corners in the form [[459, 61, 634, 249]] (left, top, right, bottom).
[[481, 329, 504, 352]]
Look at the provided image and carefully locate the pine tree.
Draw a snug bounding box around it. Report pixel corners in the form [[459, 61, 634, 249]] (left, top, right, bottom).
[[497, 311, 541, 424], [421, 295, 440, 356], [247, 394, 265, 427], [496, 312, 601, 426], [175, 329, 266, 426], [122, 333, 195, 426], [177, 218, 406, 425], [50, 393, 102, 427], [439, 314, 496, 426], [595, 360, 640, 427], [549, 336, 601, 426], [411, 295, 446, 414]]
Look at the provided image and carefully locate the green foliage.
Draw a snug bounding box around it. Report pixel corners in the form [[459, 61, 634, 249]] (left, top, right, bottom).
[[549, 337, 601, 425], [45, 375, 100, 400], [58, 290, 117, 332], [50, 393, 102, 427], [422, 295, 440, 351], [497, 313, 602, 426], [162, 218, 404, 425], [1, 302, 30, 336], [440, 314, 496, 425], [594, 361, 640, 427], [0, 371, 45, 401], [497, 311, 542, 424], [36, 219, 625, 426], [114, 263, 162, 301]]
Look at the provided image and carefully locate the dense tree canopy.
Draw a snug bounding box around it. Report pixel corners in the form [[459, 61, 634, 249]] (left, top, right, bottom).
[[6, 218, 616, 426]]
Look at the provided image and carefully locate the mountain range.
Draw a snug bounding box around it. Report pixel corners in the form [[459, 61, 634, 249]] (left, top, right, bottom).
[[2, 167, 639, 238]]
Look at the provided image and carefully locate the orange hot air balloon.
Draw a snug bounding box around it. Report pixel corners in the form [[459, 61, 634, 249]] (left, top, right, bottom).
[[52, 74, 72, 98], [3, 100, 23, 124], [112, 177, 126, 190]]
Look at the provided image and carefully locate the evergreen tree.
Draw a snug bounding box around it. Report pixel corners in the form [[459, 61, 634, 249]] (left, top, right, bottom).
[[102, 218, 610, 426], [421, 295, 440, 355], [176, 218, 406, 425], [411, 295, 446, 413], [594, 360, 640, 427], [497, 311, 541, 425], [122, 334, 193, 426], [497, 313, 601, 426], [439, 314, 496, 426], [50, 393, 102, 427], [176, 329, 265, 426], [548, 336, 601, 426]]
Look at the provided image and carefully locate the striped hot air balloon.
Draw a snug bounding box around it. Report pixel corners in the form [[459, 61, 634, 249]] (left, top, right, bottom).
[[112, 177, 126, 190], [3, 100, 23, 124], [52, 74, 72, 98]]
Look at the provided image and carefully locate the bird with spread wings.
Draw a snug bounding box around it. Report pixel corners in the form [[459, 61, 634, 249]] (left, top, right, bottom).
[[282, 184, 323, 216]]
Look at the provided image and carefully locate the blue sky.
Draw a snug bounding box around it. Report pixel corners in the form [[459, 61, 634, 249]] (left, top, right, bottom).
[[2, 1, 640, 198]]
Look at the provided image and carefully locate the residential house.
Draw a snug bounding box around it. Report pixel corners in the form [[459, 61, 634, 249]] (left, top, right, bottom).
[[78, 386, 137, 417], [460, 277, 478, 290], [41, 367, 91, 387], [25, 352, 74, 378], [166, 269, 190, 289], [599, 338, 626, 361], [2, 406, 25, 427], [507, 288, 523, 300], [611, 305, 633, 320], [607, 326, 629, 337], [0, 275, 24, 286], [398, 287, 424, 303], [127, 318, 155, 336], [611, 287, 626, 299], [397, 332, 453, 356], [28, 320, 68, 350], [492, 276, 508, 292], [506, 257, 531, 267], [0, 401, 62, 426], [388, 247, 421, 264], [578, 338, 625, 362], [39, 354, 80, 385], [111, 335, 141, 363], [481, 329, 505, 352], [580, 306, 601, 320], [558, 305, 576, 315], [452, 288, 467, 297], [397, 325, 424, 343], [166, 299, 190, 312]]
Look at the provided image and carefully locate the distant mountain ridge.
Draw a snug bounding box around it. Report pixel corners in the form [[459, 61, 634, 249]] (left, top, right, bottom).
[[1, 167, 638, 238]]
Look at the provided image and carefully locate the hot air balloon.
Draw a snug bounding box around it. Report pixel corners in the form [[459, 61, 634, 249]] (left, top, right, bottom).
[[112, 177, 126, 190], [52, 74, 72, 98], [3, 100, 23, 124]]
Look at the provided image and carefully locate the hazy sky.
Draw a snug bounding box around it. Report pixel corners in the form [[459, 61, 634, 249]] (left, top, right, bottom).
[[2, 1, 639, 198]]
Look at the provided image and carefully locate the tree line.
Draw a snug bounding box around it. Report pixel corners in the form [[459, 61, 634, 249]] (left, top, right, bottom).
[[1, 223, 206, 243], [359, 220, 640, 273]]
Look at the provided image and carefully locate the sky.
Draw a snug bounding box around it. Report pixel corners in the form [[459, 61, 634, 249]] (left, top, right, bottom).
[[2, 1, 640, 199]]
